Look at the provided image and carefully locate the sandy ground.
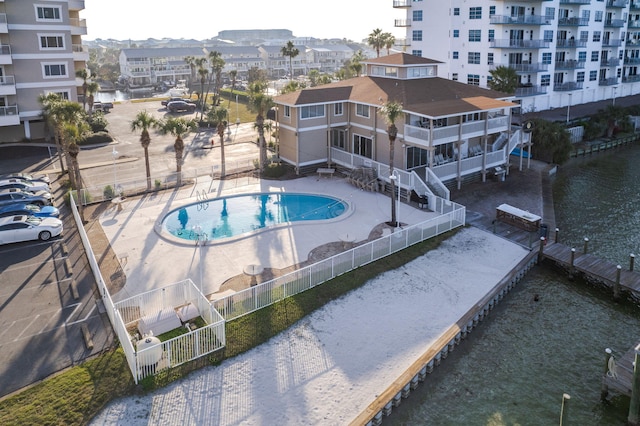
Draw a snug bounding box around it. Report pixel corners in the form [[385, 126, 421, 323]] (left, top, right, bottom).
[[89, 227, 529, 426]]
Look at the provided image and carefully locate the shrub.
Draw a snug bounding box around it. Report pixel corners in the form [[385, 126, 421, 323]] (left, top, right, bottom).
[[64, 190, 93, 206], [88, 112, 108, 132], [155, 179, 162, 190], [103, 185, 115, 199], [262, 163, 287, 178], [83, 132, 113, 145]]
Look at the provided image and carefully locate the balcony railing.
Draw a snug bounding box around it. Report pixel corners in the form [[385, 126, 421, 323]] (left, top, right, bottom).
[[69, 18, 87, 28], [629, 20, 640, 28], [502, 62, 549, 73], [559, 0, 591, 4], [392, 0, 411, 8], [0, 105, 18, 116], [601, 58, 620, 67], [606, 0, 628, 7], [489, 15, 551, 25], [555, 60, 585, 70], [0, 75, 14, 85], [403, 115, 509, 147], [599, 77, 619, 86], [515, 85, 548, 97], [602, 38, 623, 47], [631, 1, 640, 9], [554, 82, 583, 91], [394, 38, 410, 47], [0, 43, 10, 55], [491, 39, 550, 49], [622, 75, 640, 83], [605, 19, 625, 28], [556, 39, 587, 48], [394, 19, 411, 27], [558, 17, 589, 26], [72, 44, 88, 53], [624, 57, 640, 64]]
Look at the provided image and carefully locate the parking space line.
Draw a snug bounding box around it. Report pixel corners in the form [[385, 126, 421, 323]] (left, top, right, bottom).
[[0, 321, 16, 340], [66, 303, 95, 326], [1, 255, 69, 273], [0, 277, 72, 298], [64, 302, 83, 325], [14, 315, 40, 341]]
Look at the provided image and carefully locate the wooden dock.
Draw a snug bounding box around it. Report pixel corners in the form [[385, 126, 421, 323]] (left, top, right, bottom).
[[540, 242, 640, 297], [603, 341, 640, 398]]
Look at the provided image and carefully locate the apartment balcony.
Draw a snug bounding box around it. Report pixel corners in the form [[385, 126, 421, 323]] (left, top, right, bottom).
[[496, 62, 548, 73], [556, 39, 587, 48], [394, 38, 410, 47], [0, 44, 11, 65], [515, 84, 548, 97], [0, 75, 16, 96], [555, 60, 585, 70], [631, 1, 640, 9], [558, 17, 589, 27], [606, 0, 629, 7], [68, 0, 85, 11], [630, 21, 640, 28], [491, 39, 550, 49], [605, 19, 625, 28], [601, 58, 620, 67], [72, 44, 89, 61], [602, 38, 623, 47], [622, 74, 640, 83], [403, 115, 510, 147], [69, 18, 87, 35], [554, 81, 583, 91], [599, 77, 619, 86], [394, 19, 411, 27], [392, 0, 411, 8], [559, 0, 591, 4], [0, 13, 7, 33], [489, 15, 551, 25], [0, 105, 19, 127], [625, 57, 640, 64]]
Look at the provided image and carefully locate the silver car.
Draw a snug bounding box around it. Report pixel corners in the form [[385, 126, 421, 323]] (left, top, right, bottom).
[[0, 173, 50, 184], [0, 179, 50, 193], [0, 215, 63, 244], [0, 188, 53, 206]]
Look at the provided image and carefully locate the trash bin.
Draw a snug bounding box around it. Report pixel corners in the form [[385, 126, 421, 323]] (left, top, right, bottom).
[[539, 223, 548, 239]]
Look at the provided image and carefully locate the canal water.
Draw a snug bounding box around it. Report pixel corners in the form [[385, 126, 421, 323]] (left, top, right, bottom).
[[387, 144, 640, 425]]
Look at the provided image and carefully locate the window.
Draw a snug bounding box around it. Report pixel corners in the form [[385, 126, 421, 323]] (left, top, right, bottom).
[[300, 105, 325, 119], [541, 75, 550, 86], [452, 51, 459, 59], [412, 50, 422, 57], [413, 10, 423, 21], [487, 76, 493, 84], [40, 35, 64, 49], [467, 74, 480, 85], [36, 6, 61, 21], [334, 103, 343, 116], [331, 129, 346, 149], [43, 63, 67, 77], [580, 31, 588, 42], [578, 51, 587, 62], [591, 51, 599, 62], [489, 6, 496, 16], [283, 105, 290, 118], [453, 30, 459, 38], [469, 7, 482, 19], [412, 30, 423, 42], [408, 67, 435, 77], [356, 104, 370, 118], [577, 71, 585, 83], [468, 52, 481, 64], [544, 30, 554, 42], [487, 52, 494, 65], [593, 31, 601, 42], [542, 52, 552, 64], [453, 8, 460, 16], [545, 8, 555, 21], [488, 29, 495, 42], [469, 30, 481, 42], [51, 91, 70, 100], [595, 11, 603, 22], [452, 73, 458, 81], [353, 135, 372, 158], [590, 70, 598, 81]]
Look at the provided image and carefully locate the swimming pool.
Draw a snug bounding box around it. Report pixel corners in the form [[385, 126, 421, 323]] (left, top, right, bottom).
[[161, 193, 348, 242]]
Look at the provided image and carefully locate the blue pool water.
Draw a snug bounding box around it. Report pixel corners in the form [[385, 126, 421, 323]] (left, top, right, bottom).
[[162, 193, 348, 241]]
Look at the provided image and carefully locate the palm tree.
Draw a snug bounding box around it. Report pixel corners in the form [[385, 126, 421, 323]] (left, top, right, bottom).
[[157, 117, 197, 187], [208, 51, 225, 107], [383, 33, 396, 55], [75, 68, 90, 111], [488, 66, 519, 94], [213, 106, 229, 178], [380, 101, 404, 227], [183, 55, 197, 90], [281, 41, 299, 78], [63, 122, 89, 222], [248, 82, 274, 172], [38, 93, 66, 172], [86, 81, 100, 115], [368, 28, 385, 58], [227, 69, 238, 110], [130, 111, 158, 191], [350, 50, 367, 77]]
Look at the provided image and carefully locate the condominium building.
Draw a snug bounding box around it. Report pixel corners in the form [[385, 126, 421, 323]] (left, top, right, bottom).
[[0, 0, 88, 142], [395, 0, 638, 114]]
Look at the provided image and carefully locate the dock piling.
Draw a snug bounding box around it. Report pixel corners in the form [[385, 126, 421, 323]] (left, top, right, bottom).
[[570, 248, 576, 271], [602, 348, 612, 400], [614, 265, 622, 301], [631, 254, 636, 272], [555, 228, 559, 243], [629, 346, 640, 425], [538, 237, 545, 262], [584, 237, 589, 254]]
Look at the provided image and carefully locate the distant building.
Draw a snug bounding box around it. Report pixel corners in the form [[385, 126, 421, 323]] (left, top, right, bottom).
[[0, 0, 88, 142], [216, 29, 294, 45], [119, 47, 205, 89]]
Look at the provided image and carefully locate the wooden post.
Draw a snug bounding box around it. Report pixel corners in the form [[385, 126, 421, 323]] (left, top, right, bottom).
[[631, 254, 636, 272], [602, 348, 612, 400], [629, 346, 640, 425], [583, 237, 589, 254], [555, 228, 559, 243], [614, 265, 622, 301], [570, 248, 576, 271], [538, 237, 545, 262]]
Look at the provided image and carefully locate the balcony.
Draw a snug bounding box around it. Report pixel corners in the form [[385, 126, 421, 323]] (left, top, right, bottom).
[[491, 39, 550, 49], [558, 17, 589, 27], [394, 19, 411, 27], [554, 81, 583, 91], [605, 19, 625, 28], [629, 21, 640, 28], [499, 62, 549, 73], [602, 38, 623, 47], [625, 57, 640, 64], [394, 38, 411, 47], [600, 58, 620, 67], [403, 115, 510, 147], [0, 105, 20, 127], [0, 75, 15, 96], [599, 77, 619, 86], [392, 0, 411, 8], [631, 1, 640, 9], [68, 0, 85, 10], [559, 0, 591, 4], [555, 60, 585, 70], [515, 85, 548, 97], [72, 44, 89, 61], [489, 15, 551, 25], [606, 0, 628, 7], [622, 75, 640, 83], [556, 39, 587, 48], [0, 44, 11, 65], [69, 18, 87, 35], [0, 13, 7, 33]]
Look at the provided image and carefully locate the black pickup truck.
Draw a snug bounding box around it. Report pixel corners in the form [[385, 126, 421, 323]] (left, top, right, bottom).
[[161, 97, 195, 107], [93, 101, 114, 113]]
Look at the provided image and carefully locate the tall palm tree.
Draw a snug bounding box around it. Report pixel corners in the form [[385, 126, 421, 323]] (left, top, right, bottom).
[[75, 68, 90, 111], [380, 101, 403, 227], [195, 57, 209, 120], [130, 110, 158, 191], [350, 50, 367, 77], [248, 82, 274, 172], [383, 33, 396, 55], [213, 106, 229, 178], [488, 66, 519, 94], [208, 51, 225, 107], [86, 81, 100, 115], [38, 93, 66, 172], [157, 117, 197, 187], [183, 55, 197, 90], [281, 41, 299, 78], [63, 122, 89, 222], [227, 69, 238, 110], [368, 28, 385, 58]]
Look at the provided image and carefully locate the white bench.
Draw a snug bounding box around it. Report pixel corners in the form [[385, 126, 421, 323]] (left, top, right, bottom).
[[316, 167, 335, 178]]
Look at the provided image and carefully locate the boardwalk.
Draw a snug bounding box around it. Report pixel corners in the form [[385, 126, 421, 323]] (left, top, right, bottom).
[[540, 242, 640, 297]]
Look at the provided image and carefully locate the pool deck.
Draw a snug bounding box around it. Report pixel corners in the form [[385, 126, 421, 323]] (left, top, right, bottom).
[[100, 175, 439, 302]]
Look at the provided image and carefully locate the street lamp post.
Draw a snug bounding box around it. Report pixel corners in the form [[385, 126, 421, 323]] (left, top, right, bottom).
[[112, 147, 118, 196], [235, 94, 239, 123], [566, 93, 572, 125], [390, 170, 401, 232]]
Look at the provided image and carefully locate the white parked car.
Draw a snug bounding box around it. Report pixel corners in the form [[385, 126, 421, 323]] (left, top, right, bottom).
[[0, 215, 63, 244], [0, 173, 50, 184], [0, 179, 50, 193]]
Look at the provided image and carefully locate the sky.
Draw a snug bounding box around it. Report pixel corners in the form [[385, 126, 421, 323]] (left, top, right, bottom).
[[82, 0, 404, 43]]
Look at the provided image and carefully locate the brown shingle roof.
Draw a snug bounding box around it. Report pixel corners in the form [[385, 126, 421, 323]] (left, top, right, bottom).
[[363, 52, 443, 66]]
